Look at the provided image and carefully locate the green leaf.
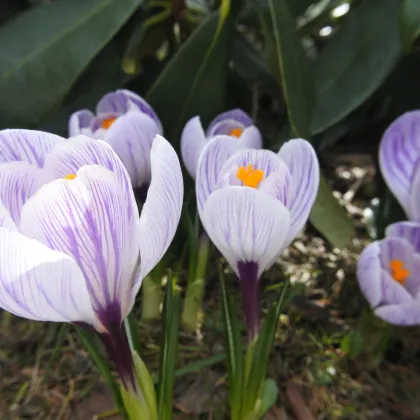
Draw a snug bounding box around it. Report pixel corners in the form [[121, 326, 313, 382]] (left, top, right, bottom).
[[0, 0, 142, 128], [146, 4, 234, 141], [259, 379, 279, 416], [401, 0, 420, 52], [231, 29, 280, 95], [309, 175, 354, 249], [262, 0, 314, 139], [75, 326, 126, 418], [220, 268, 244, 420], [311, 0, 402, 135], [157, 271, 181, 420], [286, 0, 315, 17]]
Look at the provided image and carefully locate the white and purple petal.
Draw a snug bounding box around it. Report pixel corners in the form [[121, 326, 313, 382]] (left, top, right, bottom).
[[0, 129, 63, 167], [181, 116, 208, 179], [237, 126, 263, 149], [19, 165, 140, 325], [375, 301, 420, 326], [379, 111, 420, 216], [0, 162, 42, 224], [136, 136, 183, 296], [278, 138, 320, 246], [386, 221, 420, 253], [69, 110, 95, 137], [96, 89, 163, 134], [206, 109, 253, 137], [103, 111, 161, 188], [409, 164, 420, 222], [196, 136, 242, 219], [202, 186, 291, 277], [0, 227, 96, 326]]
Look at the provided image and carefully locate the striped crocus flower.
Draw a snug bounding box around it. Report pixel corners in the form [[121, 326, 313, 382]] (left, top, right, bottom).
[[69, 89, 163, 189], [0, 133, 183, 389], [196, 137, 319, 339], [181, 109, 262, 179]]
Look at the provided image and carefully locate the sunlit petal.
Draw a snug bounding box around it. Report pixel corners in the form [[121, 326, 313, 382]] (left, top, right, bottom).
[[0, 227, 96, 326], [278, 138, 320, 245], [0, 129, 63, 167], [136, 136, 183, 295], [19, 165, 140, 324], [181, 116, 208, 179], [202, 187, 290, 277]]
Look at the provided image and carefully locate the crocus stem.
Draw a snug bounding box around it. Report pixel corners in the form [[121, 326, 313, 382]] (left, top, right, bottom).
[[181, 234, 210, 332], [141, 275, 162, 322], [238, 261, 260, 341]]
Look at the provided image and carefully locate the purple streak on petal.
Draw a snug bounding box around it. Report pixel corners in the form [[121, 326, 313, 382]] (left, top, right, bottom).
[[375, 302, 420, 326], [0, 200, 18, 231], [19, 165, 140, 318], [409, 164, 420, 221], [238, 261, 260, 341], [259, 169, 292, 207], [0, 129, 63, 167], [103, 112, 161, 188], [206, 109, 253, 136], [196, 136, 242, 220], [202, 187, 290, 278], [97, 302, 137, 391], [0, 162, 41, 224], [238, 126, 263, 149], [278, 139, 320, 247], [181, 116, 208, 179], [69, 110, 95, 137], [379, 111, 420, 216]]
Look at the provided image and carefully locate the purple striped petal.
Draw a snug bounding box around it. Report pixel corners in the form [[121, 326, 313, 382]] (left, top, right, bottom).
[[0, 201, 18, 231], [89, 113, 121, 139], [0, 129, 63, 167], [357, 241, 383, 307], [19, 165, 140, 327], [181, 116, 208, 179], [202, 187, 290, 277], [69, 110, 95, 137], [103, 111, 161, 188], [238, 126, 263, 149], [379, 111, 420, 216], [0, 227, 96, 326], [96, 90, 163, 134], [278, 139, 320, 246], [409, 164, 420, 222], [196, 136, 242, 220], [135, 136, 183, 297], [206, 109, 253, 137], [375, 302, 420, 326], [386, 221, 420, 253], [41, 135, 135, 216], [0, 162, 41, 224]]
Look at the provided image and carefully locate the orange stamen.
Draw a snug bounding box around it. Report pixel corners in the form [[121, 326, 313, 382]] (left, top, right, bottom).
[[101, 117, 117, 129], [64, 174, 76, 180], [390, 259, 410, 284], [236, 164, 264, 188], [229, 128, 243, 138]]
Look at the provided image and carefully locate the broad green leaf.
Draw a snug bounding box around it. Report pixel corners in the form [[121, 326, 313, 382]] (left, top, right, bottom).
[[259, 379, 279, 416], [0, 0, 142, 128], [401, 0, 420, 52], [309, 176, 354, 249], [146, 6, 234, 141], [311, 0, 402, 135], [231, 29, 281, 95], [262, 0, 314, 138]]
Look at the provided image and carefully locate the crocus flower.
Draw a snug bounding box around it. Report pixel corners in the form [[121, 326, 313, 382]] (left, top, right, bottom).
[[379, 110, 420, 221], [181, 109, 263, 179], [196, 137, 319, 339], [69, 89, 163, 188], [357, 230, 420, 326], [0, 134, 183, 387]]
